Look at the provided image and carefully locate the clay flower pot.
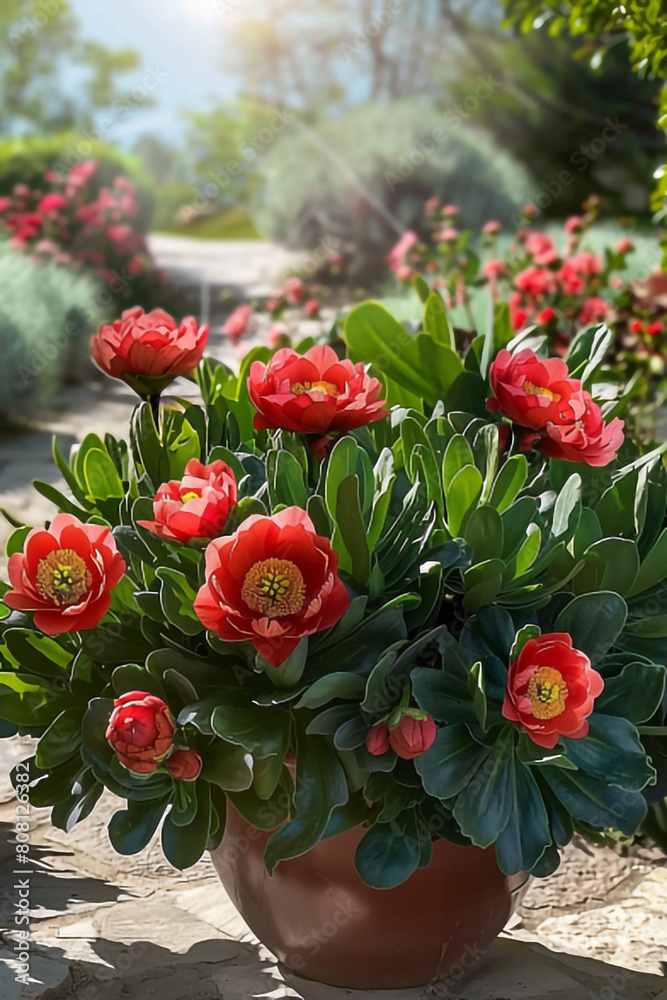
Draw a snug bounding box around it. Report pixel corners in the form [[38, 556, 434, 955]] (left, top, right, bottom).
[[211, 806, 528, 990]]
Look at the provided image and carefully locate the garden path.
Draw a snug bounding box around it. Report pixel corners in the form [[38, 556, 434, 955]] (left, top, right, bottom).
[[0, 237, 665, 999]]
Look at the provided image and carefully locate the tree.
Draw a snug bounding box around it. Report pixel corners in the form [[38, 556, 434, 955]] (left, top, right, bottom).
[[0, 0, 145, 133]]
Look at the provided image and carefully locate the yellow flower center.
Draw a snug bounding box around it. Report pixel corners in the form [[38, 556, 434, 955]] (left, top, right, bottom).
[[241, 558, 306, 618], [522, 380, 561, 402], [181, 491, 200, 502], [527, 666, 568, 720], [36, 549, 92, 606], [291, 380, 339, 397]]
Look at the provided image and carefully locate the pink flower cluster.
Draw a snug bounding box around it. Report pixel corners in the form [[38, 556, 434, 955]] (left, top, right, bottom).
[[0, 160, 161, 299]]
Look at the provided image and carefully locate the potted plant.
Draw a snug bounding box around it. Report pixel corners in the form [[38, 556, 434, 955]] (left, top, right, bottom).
[[1, 301, 665, 990]]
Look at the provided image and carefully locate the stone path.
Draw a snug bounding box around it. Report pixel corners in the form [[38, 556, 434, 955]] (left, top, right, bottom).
[[0, 237, 665, 998]]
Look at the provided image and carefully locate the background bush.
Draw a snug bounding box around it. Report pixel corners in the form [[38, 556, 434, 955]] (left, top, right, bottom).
[[0, 241, 106, 418], [251, 101, 533, 281], [0, 133, 154, 233]]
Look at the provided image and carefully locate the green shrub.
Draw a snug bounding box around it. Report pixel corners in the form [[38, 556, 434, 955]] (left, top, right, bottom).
[[0, 241, 106, 416], [252, 101, 532, 280], [0, 133, 154, 233]]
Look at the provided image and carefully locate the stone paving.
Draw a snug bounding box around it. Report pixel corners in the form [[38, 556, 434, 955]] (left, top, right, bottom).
[[0, 239, 665, 999]]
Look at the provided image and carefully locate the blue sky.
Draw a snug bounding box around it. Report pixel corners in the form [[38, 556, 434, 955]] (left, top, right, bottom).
[[70, 0, 237, 141]]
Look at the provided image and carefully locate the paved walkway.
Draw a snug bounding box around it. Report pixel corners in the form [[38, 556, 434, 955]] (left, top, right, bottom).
[[1, 237, 665, 999]]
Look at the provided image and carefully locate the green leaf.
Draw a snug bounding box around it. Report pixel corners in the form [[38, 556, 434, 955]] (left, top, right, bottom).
[[562, 715, 656, 790], [554, 592, 627, 664], [423, 293, 454, 348], [199, 740, 254, 791], [354, 818, 421, 889], [83, 447, 125, 501], [345, 301, 463, 406], [295, 672, 366, 709], [453, 730, 516, 848], [161, 782, 211, 869], [210, 701, 290, 759], [543, 767, 647, 837], [109, 797, 170, 855], [443, 434, 475, 491], [4, 629, 72, 678], [334, 475, 370, 589], [462, 559, 504, 612], [628, 528, 667, 596], [496, 760, 551, 874], [446, 465, 483, 536], [596, 662, 666, 724], [157, 567, 203, 636], [415, 725, 490, 799], [490, 454, 528, 513], [264, 731, 348, 873], [510, 625, 541, 662], [465, 506, 503, 563], [0, 672, 64, 726], [36, 708, 83, 769]]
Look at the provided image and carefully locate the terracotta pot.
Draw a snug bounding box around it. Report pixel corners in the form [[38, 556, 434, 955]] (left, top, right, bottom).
[[211, 806, 528, 990]]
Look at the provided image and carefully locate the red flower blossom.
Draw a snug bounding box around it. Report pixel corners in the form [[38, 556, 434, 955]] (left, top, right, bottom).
[[92, 307, 208, 393], [525, 233, 558, 266], [193, 507, 349, 667], [539, 390, 624, 466], [223, 304, 253, 345], [487, 349, 572, 430], [5, 514, 126, 635], [106, 692, 176, 774], [38, 193, 67, 214], [537, 307, 556, 324], [482, 220, 502, 235], [580, 297, 611, 324], [424, 197, 440, 215], [616, 237, 633, 254], [564, 216, 584, 235], [366, 723, 391, 756], [434, 227, 459, 242], [165, 748, 202, 781], [442, 204, 459, 215], [386, 231, 418, 272], [502, 633, 604, 749], [395, 264, 416, 281], [137, 459, 238, 544], [488, 349, 624, 466], [303, 299, 320, 318], [389, 714, 437, 760], [646, 321, 663, 336], [248, 344, 388, 437], [515, 266, 556, 298]]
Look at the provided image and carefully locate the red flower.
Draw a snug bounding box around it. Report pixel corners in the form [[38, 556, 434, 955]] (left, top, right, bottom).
[[537, 307, 556, 324], [487, 349, 573, 431], [247, 344, 388, 437], [616, 237, 633, 254], [580, 297, 611, 324], [389, 714, 437, 760], [567, 251, 602, 275], [488, 348, 624, 467], [442, 204, 459, 215], [284, 277, 306, 305], [165, 748, 202, 781], [137, 459, 237, 544], [434, 227, 459, 242], [303, 299, 320, 318], [630, 319, 643, 334], [366, 723, 391, 756], [424, 197, 440, 215], [106, 692, 176, 774], [515, 266, 555, 298], [5, 514, 126, 635], [395, 264, 416, 281], [223, 304, 253, 345], [502, 633, 604, 749], [564, 216, 584, 234], [539, 390, 625, 466], [525, 233, 558, 266], [386, 231, 418, 272], [193, 507, 349, 667], [482, 220, 502, 235], [38, 193, 67, 214], [92, 307, 208, 393], [646, 321, 664, 336]]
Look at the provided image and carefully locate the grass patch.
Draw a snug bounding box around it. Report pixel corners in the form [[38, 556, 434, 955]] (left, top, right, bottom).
[[156, 205, 262, 240]]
